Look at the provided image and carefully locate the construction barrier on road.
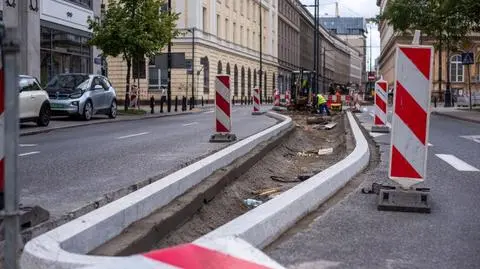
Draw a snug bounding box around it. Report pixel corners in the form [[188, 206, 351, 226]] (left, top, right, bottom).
[[252, 87, 261, 115], [210, 75, 236, 142], [273, 89, 280, 106], [372, 78, 390, 133], [389, 45, 433, 189]]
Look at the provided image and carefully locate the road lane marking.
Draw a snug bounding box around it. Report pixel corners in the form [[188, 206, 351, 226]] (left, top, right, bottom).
[[19, 144, 38, 147], [435, 154, 479, 172], [203, 110, 214, 114], [460, 135, 480, 144], [182, 122, 199, 127], [19, 151, 40, 157], [232, 109, 238, 113], [116, 132, 150, 140], [428, 143, 433, 147]]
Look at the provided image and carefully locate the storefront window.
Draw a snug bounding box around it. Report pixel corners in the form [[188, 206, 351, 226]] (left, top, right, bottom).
[[40, 26, 92, 85]]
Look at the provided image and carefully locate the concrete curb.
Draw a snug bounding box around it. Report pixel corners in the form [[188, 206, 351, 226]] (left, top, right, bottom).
[[431, 111, 480, 124], [193, 111, 369, 266], [20, 112, 292, 269]]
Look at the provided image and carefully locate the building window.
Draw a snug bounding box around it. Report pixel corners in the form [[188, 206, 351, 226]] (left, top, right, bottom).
[[264, 71, 267, 98], [217, 61, 223, 74], [241, 67, 245, 96], [234, 65, 239, 96], [240, 26, 244, 46], [233, 22, 237, 43], [203, 7, 208, 32], [225, 18, 229, 40], [226, 63, 231, 75], [450, 55, 464, 83], [248, 68, 252, 96], [217, 15, 221, 37], [201, 57, 210, 94], [40, 25, 92, 85], [65, 0, 92, 9], [247, 29, 250, 49], [253, 69, 257, 88]]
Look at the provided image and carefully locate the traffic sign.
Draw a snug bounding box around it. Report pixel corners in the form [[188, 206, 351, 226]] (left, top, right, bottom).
[[462, 52, 474, 65], [389, 45, 433, 189]]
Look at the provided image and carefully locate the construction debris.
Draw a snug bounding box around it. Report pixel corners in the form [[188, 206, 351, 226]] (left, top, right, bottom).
[[323, 122, 337, 130], [318, 148, 334, 155], [243, 199, 263, 209], [306, 116, 331, 125]]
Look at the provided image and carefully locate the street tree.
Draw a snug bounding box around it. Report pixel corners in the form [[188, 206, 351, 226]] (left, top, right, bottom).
[[379, 0, 478, 98], [88, 0, 179, 111]]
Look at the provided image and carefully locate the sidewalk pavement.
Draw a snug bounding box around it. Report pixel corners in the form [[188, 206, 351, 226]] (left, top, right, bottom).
[[20, 104, 215, 136], [431, 105, 480, 124]]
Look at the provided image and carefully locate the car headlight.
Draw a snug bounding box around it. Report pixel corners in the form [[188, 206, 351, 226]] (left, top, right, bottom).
[[69, 91, 84, 99]]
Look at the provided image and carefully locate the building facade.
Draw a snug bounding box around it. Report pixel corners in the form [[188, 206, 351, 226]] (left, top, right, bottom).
[[1, 0, 102, 84], [108, 0, 279, 102], [377, 0, 480, 99]]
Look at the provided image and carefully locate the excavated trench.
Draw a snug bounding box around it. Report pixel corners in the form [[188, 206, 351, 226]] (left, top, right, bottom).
[[92, 111, 351, 256]]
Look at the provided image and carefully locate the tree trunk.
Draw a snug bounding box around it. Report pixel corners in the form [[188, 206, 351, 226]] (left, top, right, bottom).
[[125, 57, 132, 111], [438, 41, 442, 102]]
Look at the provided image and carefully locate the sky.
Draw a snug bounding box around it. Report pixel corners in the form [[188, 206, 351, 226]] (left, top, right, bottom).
[[300, 0, 381, 72]]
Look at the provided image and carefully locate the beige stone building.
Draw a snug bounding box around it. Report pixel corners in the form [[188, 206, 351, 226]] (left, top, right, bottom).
[[377, 0, 480, 100], [107, 0, 279, 103]]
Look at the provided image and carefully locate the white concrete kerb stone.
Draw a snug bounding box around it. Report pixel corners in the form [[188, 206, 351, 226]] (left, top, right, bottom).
[[20, 112, 293, 269], [194, 111, 369, 266]]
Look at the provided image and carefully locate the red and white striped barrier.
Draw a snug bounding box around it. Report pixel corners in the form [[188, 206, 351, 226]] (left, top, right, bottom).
[[273, 89, 280, 106], [252, 87, 262, 115], [389, 45, 433, 189], [0, 46, 4, 207], [210, 75, 236, 142], [371, 79, 390, 133], [285, 90, 291, 106]]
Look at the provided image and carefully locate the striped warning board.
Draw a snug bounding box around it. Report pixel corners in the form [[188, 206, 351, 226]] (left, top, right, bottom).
[[374, 79, 388, 126], [389, 45, 434, 189], [143, 243, 271, 269], [252, 87, 261, 115], [215, 75, 232, 133]]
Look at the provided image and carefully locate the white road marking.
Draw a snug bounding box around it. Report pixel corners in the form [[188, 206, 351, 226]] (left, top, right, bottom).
[[203, 110, 214, 114], [428, 143, 433, 147], [19, 144, 38, 147], [436, 154, 479, 172], [460, 135, 480, 144], [182, 122, 199, 127], [19, 151, 40, 157], [232, 109, 238, 113], [116, 132, 150, 140]]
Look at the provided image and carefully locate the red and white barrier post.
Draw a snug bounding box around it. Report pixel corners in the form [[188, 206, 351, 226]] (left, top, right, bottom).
[[273, 89, 280, 106], [210, 75, 237, 142], [378, 45, 434, 213], [371, 78, 390, 133], [285, 90, 291, 106], [252, 87, 262, 115]]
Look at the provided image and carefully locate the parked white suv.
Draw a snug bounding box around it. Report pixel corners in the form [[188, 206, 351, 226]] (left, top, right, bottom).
[[19, 75, 51, 126]]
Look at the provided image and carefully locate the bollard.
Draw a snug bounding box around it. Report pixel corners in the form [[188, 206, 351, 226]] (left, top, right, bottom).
[[190, 97, 193, 110], [175, 96, 178, 112], [182, 96, 187, 111], [160, 96, 164, 113], [150, 96, 155, 114], [210, 75, 236, 142], [434, 96, 437, 108], [202, 96, 204, 107]]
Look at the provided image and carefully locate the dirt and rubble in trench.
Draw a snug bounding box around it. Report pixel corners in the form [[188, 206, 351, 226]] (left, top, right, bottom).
[[151, 110, 350, 250]]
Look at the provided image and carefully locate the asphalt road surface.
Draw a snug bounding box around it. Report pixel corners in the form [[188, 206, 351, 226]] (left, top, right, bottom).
[[267, 106, 480, 269], [19, 106, 276, 220]]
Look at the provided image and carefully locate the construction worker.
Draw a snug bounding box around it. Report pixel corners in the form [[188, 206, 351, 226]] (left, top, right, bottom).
[[317, 93, 330, 115]]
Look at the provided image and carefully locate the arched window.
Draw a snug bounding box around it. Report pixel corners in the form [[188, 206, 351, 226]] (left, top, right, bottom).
[[234, 65, 239, 96], [264, 71, 267, 98], [450, 55, 464, 83], [226, 63, 231, 75], [272, 73, 276, 94], [201, 57, 210, 94], [248, 68, 252, 96], [241, 67, 245, 96], [217, 61, 222, 74], [253, 69, 257, 88]]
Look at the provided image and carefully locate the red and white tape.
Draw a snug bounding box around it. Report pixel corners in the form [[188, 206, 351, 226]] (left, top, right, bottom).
[[253, 87, 261, 114], [374, 79, 388, 127], [389, 45, 433, 188], [214, 75, 232, 133]]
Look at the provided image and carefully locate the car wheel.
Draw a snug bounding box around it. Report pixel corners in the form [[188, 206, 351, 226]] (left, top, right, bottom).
[[83, 100, 93, 121], [37, 103, 51, 127], [108, 100, 117, 119]]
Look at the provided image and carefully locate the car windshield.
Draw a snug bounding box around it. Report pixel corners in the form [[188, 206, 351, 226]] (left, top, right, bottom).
[[45, 75, 90, 92]]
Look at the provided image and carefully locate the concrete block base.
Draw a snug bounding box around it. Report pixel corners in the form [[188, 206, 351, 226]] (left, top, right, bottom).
[[209, 133, 237, 143], [377, 188, 431, 213], [252, 111, 264, 115], [272, 106, 287, 112], [371, 125, 390, 133]]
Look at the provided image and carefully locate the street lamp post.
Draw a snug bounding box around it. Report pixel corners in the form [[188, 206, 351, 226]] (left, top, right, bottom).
[[186, 28, 195, 107], [259, 0, 263, 102], [167, 0, 172, 112]]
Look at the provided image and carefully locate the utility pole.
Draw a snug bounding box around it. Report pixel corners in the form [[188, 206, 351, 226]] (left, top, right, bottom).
[[313, 0, 318, 95], [167, 0, 172, 112], [3, 2, 22, 269], [259, 0, 263, 102]]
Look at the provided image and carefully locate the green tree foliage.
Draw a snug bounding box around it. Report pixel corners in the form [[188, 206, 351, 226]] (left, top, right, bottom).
[[379, 0, 477, 50], [88, 0, 179, 108]]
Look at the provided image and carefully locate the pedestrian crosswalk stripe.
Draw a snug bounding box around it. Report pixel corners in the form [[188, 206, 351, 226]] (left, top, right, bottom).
[[460, 135, 480, 144], [436, 154, 479, 172]]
